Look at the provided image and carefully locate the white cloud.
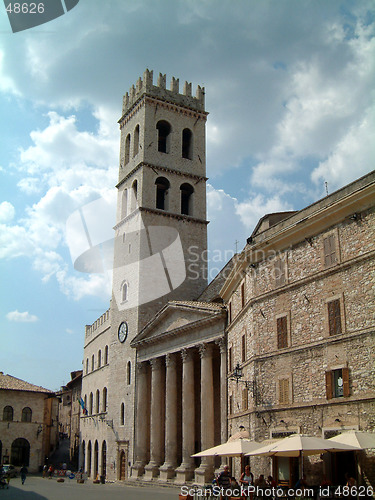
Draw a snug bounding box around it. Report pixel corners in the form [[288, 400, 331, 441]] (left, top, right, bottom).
[[236, 194, 293, 229], [0, 202, 15, 223], [6, 310, 38, 322]]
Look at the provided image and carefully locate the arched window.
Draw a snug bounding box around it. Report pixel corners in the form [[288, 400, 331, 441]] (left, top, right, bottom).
[[11, 438, 30, 466], [125, 134, 131, 165], [102, 387, 107, 412], [3, 405, 13, 421], [89, 393, 93, 415], [21, 407, 32, 423], [82, 440, 86, 471], [96, 390, 100, 413], [131, 180, 138, 212], [84, 395, 87, 413], [155, 177, 170, 210], [120, 403, 125, 425], [182, 128, 193, 159], [101, 441, 107, 477], [87, 441, 92, 477], [127, 361, 131, 385], [121, 282, 128, 302], [94, 440, 99, 478], [121, 189, 128, 219], [156, 120, 171, 153], [98, 350, 102, 369], [104, 345, 109, 365], [86, 358, 89, 374], [133, 125, 140, 157], [180, 183, 194, 215], [91, 354, 95, 372]]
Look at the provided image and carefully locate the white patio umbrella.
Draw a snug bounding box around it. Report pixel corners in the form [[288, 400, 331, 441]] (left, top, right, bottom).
[[246, 433, 360, 477], [192, 438, 262, 457], [328, 430, 375, 449]]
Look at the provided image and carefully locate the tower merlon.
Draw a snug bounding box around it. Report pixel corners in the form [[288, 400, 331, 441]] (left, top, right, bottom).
[[120, 69, 205, 118]]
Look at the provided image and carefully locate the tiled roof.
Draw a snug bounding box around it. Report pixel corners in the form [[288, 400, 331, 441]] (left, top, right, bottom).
[[0, 373, 53, 394]]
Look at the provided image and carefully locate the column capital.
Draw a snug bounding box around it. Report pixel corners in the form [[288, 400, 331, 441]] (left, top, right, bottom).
[[165, 352, 177, 368], [198, 343, 213, 359], [181, 348, 194, 363], [215, 337, 226, 354], [150, 357, 163, 370], [136, 361, 148, 374]]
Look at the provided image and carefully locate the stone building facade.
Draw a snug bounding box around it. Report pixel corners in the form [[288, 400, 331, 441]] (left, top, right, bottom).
[[0, 372, 58, 472], [80, 70, 225, 483], [221, 172, 375, 485]]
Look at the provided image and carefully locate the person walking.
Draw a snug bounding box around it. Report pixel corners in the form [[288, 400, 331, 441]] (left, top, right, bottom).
[[20, 465, 28, 485]]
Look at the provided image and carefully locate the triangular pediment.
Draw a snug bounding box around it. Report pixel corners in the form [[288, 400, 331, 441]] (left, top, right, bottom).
[[131, 300, 225, 347]]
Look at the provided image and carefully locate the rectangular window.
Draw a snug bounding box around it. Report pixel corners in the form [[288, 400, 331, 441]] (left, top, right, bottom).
[[228, 302, 232, 323], [275, 258, 286, 287], [323, 234, 337, 267], [328, 299, 342, 336], [325, 368, 349, 399], [242, 388, 248, 411], [277, 316, 288, 349], [241, 282, 245, 308], [279, 379, 290, 404], [228, 347, 233, 372], [229, 395, 233, 415], [241, 334, 246, 363]]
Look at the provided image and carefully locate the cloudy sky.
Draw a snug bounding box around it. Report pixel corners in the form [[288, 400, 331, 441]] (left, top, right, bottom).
[[0, 0, 374, 390]]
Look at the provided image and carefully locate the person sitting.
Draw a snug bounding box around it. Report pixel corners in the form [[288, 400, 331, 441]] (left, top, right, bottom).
[[217, 465, 232, 500]]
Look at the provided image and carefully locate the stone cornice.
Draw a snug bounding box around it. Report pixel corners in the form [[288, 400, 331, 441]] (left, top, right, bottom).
[[113, 206, 208, 230], [222, 175, 375, 298], [130, 312, 225, 349], [116, 161, 208, 189]]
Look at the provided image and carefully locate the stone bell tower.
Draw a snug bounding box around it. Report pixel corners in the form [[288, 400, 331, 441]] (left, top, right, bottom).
[[107, 70, 209, 478]]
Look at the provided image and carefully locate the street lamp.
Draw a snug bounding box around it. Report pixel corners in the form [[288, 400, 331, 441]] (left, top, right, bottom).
[[229, 363, 254, 393], [36, 424, 43, 437]]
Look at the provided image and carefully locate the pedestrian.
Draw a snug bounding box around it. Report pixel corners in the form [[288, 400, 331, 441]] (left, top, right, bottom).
[[43, 464, 47, 478], [20, 465, 28, 485], [240, 465, 254, 497], [217, 465, 232, 500]]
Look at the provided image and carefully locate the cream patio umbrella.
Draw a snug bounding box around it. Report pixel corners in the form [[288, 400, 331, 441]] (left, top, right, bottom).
[[246, 433, 360, 478], [192, 438, 262, 457], [328, 430, 375, 449]]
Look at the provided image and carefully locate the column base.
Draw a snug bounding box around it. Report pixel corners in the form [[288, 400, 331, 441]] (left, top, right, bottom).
[[130, 461, 145, 480], [174, 463, 195, 484], [143, 462, 160, 480], [159, 463, 176, 481], [194, 463, 214, 485]]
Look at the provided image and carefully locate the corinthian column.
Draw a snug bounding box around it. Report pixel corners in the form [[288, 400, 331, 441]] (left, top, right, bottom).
[[216, 337, 227, 445], [175, 348, 195, 484], [144, 357, 164, 480], [195, 343, 215, 485], [159, 353, 178, 481], [130, 362, 148, 479]]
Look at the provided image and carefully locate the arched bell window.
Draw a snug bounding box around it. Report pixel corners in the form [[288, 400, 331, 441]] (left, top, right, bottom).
[[180, 183, 194, 215], [155, 177, 170, 210], [125, 134, 131, 165], [133, 125, 140, 157], [156, 120, 171, 153], [182, 128, 193, 159]]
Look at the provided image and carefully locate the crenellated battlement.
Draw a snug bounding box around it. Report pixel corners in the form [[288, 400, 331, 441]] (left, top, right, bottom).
[[121, 69, 205, 117]]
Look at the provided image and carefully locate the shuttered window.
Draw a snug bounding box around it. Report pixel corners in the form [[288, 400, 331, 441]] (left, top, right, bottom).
[[279, 379, 289, 404], [241, 282, 245, 308], [242, 388, 248, 411], [323, 234, 337, 267], [228, 347, 233, 372], [229, 395, 233, 415], [325, 368, 349, 399], [328, 299, 342, 335], [241, 334, 246, 362], [228, 302, 232, 323], [277, 316, 288, 349]]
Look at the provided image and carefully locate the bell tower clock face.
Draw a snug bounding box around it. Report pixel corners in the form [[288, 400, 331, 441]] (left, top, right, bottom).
[[118, 322, 128, 343]]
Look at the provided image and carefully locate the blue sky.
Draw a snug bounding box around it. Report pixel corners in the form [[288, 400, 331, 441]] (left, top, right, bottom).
[[0, 0, 374, 390]]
